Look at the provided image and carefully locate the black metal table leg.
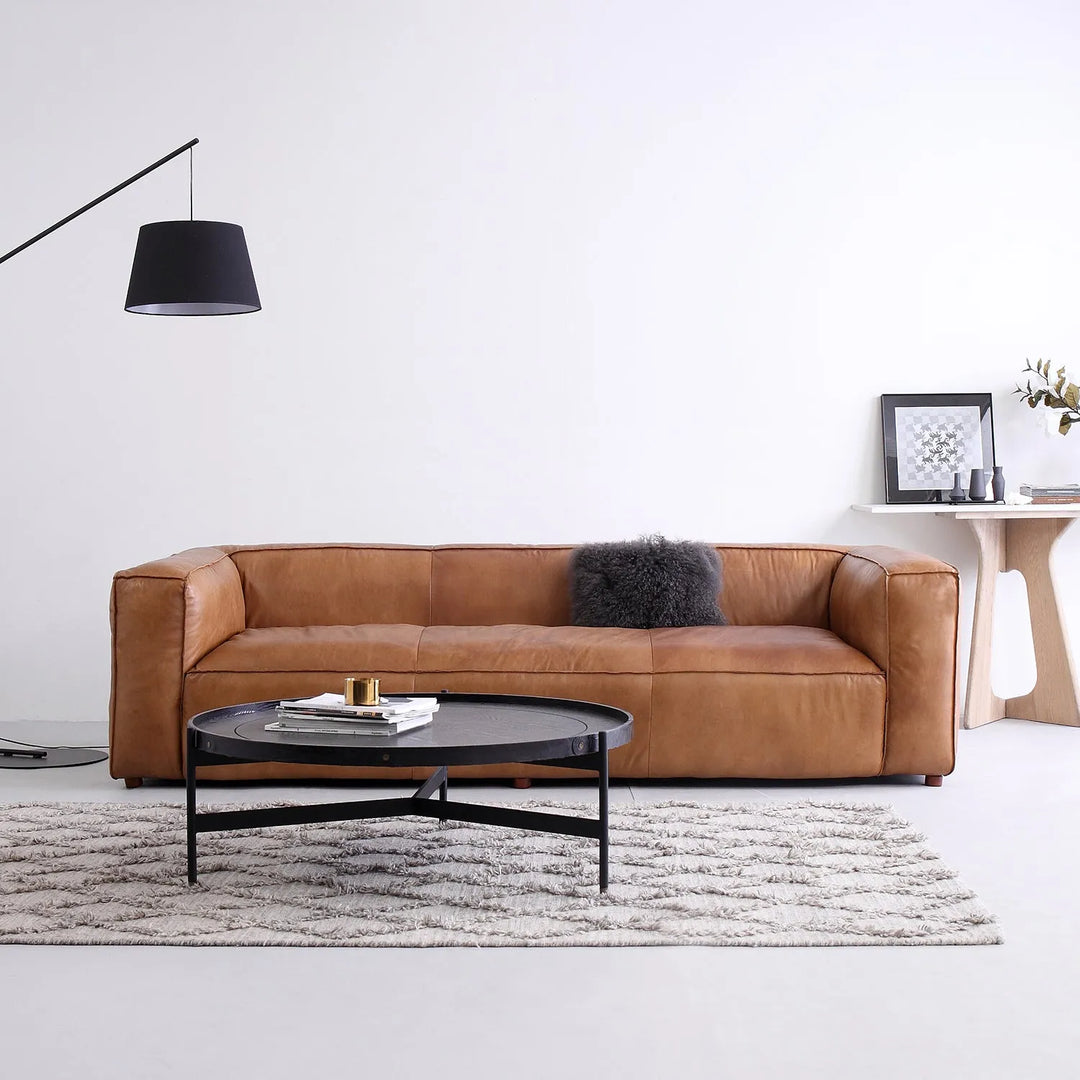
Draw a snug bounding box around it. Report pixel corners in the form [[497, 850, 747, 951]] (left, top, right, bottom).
[[412, 766, 447, 801], [598, 730, 609, 893], [411, 766, 450, 820], [186, 727, 198, 884]]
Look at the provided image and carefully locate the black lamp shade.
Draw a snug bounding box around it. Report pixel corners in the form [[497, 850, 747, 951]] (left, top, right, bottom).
[[125, 220, 260, 315]]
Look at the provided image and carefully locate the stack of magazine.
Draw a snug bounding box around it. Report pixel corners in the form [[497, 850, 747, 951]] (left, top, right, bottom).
[[1019, 483, 1080, 504], [266, 693, 439, 736]]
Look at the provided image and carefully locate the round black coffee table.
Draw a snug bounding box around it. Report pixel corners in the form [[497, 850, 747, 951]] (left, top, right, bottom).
[[186, 693, 633, 892]]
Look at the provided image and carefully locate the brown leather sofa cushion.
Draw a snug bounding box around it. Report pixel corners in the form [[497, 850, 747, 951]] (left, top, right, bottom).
[[717, 546, 845, 627], [417, 624, 652, 673], [230, 546, 432, 627], [430, 546, 574, 625], [649, 669, 887, 779], [195, 625, 424, 673], [650, 625, 882, 674], [648, 626, 886, 778]]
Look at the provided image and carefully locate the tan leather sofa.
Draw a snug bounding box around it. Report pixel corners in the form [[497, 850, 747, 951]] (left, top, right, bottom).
[[109, 542, 959, 787]]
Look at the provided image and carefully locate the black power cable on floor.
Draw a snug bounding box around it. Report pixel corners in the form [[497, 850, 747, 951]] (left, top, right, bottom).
[[0, 733, 109, 768], [0, 735, 109, 751]]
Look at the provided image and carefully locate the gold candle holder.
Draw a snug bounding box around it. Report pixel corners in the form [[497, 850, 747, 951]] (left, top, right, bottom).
[[344, 676, 380, 706]]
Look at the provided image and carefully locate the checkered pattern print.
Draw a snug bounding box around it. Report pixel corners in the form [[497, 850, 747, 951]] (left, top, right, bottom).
[[895, 406, 984, 489]]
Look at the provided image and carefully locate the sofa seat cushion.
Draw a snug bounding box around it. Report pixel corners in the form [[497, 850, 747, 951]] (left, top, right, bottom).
[[648, 626, 887, 779], [194, 625, 423, 674], [417, 624, 652, 673], [650, 625, 882, 674]]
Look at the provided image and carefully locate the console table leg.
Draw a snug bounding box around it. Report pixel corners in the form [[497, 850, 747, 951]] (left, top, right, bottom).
[[964, 517, 1008, 728], [185, 728, 198, 885], [1004, 517, 1080, 726], [598, 731, 609, 893]]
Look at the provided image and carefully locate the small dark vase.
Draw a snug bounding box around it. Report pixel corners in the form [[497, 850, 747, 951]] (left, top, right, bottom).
[[992, 466, 1005, 502], [949, 472, 967, 502], [969, 467, 987, 501]]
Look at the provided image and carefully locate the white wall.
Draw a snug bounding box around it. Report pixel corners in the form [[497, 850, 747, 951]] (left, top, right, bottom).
[[2, 0, 1079, 724]]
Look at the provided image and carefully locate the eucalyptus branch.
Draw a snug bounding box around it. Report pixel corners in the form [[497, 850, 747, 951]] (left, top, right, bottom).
[[1015, 359, 1080, 434]]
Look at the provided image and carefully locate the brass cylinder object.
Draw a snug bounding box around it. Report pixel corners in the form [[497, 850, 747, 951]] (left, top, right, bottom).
[[344, 676, 380, 706]]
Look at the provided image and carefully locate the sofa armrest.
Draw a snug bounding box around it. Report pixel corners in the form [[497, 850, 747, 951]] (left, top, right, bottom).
[[830, 545, 959, 777], [109, 548, 245, 780]]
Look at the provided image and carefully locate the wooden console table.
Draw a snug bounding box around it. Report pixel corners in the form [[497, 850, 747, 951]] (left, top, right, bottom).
[[853, 504, 1080, 729]]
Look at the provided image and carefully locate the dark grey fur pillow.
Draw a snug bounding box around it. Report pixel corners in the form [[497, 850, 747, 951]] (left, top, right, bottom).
[[569, 535, 727, 629]]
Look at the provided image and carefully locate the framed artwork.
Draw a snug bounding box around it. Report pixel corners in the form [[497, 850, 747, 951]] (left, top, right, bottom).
[[880, 393, 996, 504]]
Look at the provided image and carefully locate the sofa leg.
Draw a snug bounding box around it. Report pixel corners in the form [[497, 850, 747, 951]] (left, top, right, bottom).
[[924, 774, 943, 787], [512, 778, 532, 789], [124, 777, 144, 789]]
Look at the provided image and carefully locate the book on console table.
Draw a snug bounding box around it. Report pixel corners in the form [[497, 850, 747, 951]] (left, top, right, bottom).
[[1020, 484, 1080, 502], [277, 693, 439, 720], [266, 712, 434, 736]]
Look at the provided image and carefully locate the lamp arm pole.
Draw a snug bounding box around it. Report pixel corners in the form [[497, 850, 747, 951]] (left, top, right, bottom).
[[0, 138, 199, 266]]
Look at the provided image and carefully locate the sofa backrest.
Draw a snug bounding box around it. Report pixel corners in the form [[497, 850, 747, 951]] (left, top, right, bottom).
[[229, 545, 433, 628], [223, 542, 848, 628], [430, 546, 574, 625], [717, 545, 846, 628]]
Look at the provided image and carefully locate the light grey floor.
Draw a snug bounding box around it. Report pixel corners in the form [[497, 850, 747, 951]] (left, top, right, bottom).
[[1, 719, 1078, 1080]]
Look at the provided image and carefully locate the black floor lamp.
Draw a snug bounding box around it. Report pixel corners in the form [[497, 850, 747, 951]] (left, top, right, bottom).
[[0, 137, 261, 768]]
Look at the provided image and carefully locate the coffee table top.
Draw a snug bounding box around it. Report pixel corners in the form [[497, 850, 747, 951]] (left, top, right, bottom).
[[188, 693, 633, 769]]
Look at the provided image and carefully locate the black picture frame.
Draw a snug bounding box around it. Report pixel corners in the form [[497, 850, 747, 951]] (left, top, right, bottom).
[[880, 393, 996, 504]]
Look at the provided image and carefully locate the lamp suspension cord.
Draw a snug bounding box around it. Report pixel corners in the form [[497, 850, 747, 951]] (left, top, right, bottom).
[[189, 146, 194, 221]]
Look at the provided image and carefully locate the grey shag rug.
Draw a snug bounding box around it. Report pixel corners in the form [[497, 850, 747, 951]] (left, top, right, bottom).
[[0, 800, 1001, 947]]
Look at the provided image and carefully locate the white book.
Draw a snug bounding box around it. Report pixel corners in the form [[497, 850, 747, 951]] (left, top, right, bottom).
[[279, 693, 439, 719], [265, 713, 433, 737], [274, 704, 438, 724], [1020, 483, 1080, 495], [274, 707, 435, 727]]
